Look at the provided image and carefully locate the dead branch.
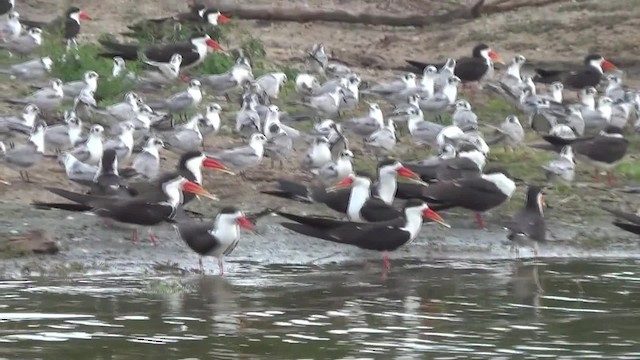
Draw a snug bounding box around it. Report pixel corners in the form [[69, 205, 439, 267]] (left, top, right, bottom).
[[204, 0, 569, 27]]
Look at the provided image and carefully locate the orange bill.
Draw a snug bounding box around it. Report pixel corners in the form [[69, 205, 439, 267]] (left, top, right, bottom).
[[182, 180, 218, 201], [422, 207, 450, 228], [218, 13, 231, 23], [79, 11, 92, 20], [203, 157, 235, 175], [327, 176, 354, 192], [602, 59, 617, 71], [205, 38, 224, 51], [236, 215, 255, 230], [488, 50, 503, 63]]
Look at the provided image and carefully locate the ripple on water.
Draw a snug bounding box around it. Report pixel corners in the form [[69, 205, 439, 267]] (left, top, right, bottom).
[[0, 313, 93, 321]]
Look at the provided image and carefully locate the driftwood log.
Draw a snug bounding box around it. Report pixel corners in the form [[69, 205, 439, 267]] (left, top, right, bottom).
[[203, 0, 567, 27]]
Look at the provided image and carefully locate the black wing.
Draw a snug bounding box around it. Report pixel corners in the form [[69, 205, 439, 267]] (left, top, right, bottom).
[[574, 137, 628, 164], [360, 198, 401, 222], [405, 59, 446, 73], [612, 222, 640, 236]]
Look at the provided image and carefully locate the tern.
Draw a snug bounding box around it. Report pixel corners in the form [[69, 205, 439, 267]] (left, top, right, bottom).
[[235, 94, 261, 137], [96, 91, 142, 122], [418, 76, 460, 115], [1, 121, 46, 182], [0, 26, 42, 56], [0, 103, 39, 141], [6, 78, 64, 112], [1, 11, 22, 42], [302, 136, 332, 172], [542, 145, 575, 184], [365, 118, 397, 158], [58, 152, 99, 183], [451, 99, 478, 131], [362, 73, 417, 104], [44, 110, 82, 153], [256, 72, 288, 99], [165, 114, 203, 154], [0, 56, 53, 81], [343, 102, 384, 137], [199, 57, 253, 97], [490, 115, 525, 151], [104, 122, 135, 162], [136, 53, 182, 88], [130, 137, 164, 181], [313, 149, 354, 186], [70, 124, 104, 166], [149, 79, 202, 117], [206, 133, 267, 175], [295, 73, 320, 96]]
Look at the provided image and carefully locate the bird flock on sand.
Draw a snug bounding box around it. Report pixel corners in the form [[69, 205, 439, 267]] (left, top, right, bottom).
[[0, 1, 639, 275]]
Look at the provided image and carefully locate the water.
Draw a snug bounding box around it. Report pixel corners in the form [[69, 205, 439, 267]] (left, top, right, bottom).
[[2, 259, 640, 359]]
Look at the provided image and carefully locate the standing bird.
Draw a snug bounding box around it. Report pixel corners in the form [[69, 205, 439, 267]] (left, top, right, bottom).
[[541, 145, 575, 185], [295, 73, 320, 96], [206, 133, 267, 175], [0, 121, 46, 182], [164, 115, 203, 154], [129, 137, 164, 181], [1, 11, 22, 42], [44, 111, 83, 153], [104, 122, 135, 162], [0, 26, 42, 56], [492, 115, 525, 151], [70, 124, 104, 166], [507, 185, 546, 258], [6, 78, 64, 113], [365, 118, 397, 158], [256, 72, 288, 99], [533, 54, 617, 90], [406, 43, 503, 86], [149, 79, 202, 118], [199, 57, 253, 97], [314, 149, 354, 186], [302, 136, 332, 172], [0, 56, 53, 81], [175, 207, 255, 275], [58, 152, 99, 183], [278, 199, 448, 273], [343, 102, 384, 137], [451, 99, 478, 131]]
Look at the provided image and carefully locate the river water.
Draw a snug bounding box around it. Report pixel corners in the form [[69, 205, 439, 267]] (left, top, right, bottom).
[[1, 258, 640, 359]]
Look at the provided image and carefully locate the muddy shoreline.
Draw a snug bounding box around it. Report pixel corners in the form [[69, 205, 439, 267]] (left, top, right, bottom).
[[1, 199, 639, 278]]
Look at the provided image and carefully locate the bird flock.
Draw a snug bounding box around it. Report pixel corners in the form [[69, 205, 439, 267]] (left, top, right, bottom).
[[0, 1, 639, 274]]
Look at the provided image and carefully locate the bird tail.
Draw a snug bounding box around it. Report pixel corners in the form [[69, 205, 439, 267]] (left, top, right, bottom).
[[31, 201, 92, 212], [404, 59, 429, 72], [44, 187, 96, 205], [277, 211, 347, 229], [532, 68, 562, 84], [259, 180, 313, 202], [4, 98, 27, 105], [613, 222, 640, 235], [280, 222, 337, 241], [97, 39, 140, 60]]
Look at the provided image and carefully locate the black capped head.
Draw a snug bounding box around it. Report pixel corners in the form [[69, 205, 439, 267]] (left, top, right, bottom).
[[377, 157, 400, 170], [483, 166, 511, 178], [472, 43, 490, 57], [179, 150, 204, 168], [584, 54, 604, 64], [404, 198, 426, 209], [525, 185, 545, 211], [219, 206, 240, 214]]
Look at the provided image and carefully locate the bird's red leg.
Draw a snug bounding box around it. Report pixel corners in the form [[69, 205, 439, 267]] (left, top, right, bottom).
[[607, 171, 615, 186], [218, 258, 225, 276], [382, 252, 391, 272], [475, 213, 486, 229], [594, 168, 601, 183], [199, 258, 204, 273], [147, 228, 158, 246], [131, 229, 138, 242]]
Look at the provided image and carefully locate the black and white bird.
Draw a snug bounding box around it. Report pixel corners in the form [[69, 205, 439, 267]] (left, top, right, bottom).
[[175, 207, 255, 275], [507, 185, 546, 258]]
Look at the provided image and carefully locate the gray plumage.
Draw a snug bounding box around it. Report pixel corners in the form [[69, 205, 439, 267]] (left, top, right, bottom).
[[151, 80, 202, 113], [0, 56, 52, 81], [131, 137, 164, 180], [7, 78, 64, 112], [452, 99, 478, 131], [364, 119, 396, 156], [296, 87, 344, 117], [405, 106, 444, 146], [45, 111, 83, 152], [165, 116, 203, 154], [104, 122, 135, 162], [256, 72, 287, 99], [59, 152, 99, 182], [0, 27, 42, 56], [491, 115, 525, 150], [264, 123, 294, 168], [61, 70, 99, 100], [206, 133, 267, 172], [0, 103, 39, 140], [302, 136, 332, 171], [343, 102, 384, 137], [199, 57, 253, 95], [542, 145, 575, 184], [1, 123, 46, 181]]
